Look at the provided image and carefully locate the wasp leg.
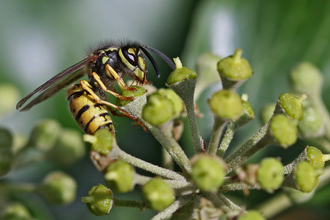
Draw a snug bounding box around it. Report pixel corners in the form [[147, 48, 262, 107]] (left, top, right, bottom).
[[105, 64, 136, 91], [107, 106, 126, 117], [91, 72, 134, 101], [80, 80, 148, 132]]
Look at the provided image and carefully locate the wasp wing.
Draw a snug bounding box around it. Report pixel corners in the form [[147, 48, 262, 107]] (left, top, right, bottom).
[[16, 55, 98, 111]]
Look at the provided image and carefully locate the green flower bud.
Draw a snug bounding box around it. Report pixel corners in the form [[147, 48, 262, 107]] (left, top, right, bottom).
[[260, 103, 276, 124], [238, 210, 265, 220], [298, 105, 324, 138], [257, 158, 284, 192], [142, 178, 175, 211], [290, 62, 322, 96], [116, 85, 146, 106], [47, 129, 85, 165], [38, 171, 77, 205], [28, 119, 61, 151], [1, 202, 31, 220], [191, 154, 226, 192], [217, 48, 253, 90], [306, 146, 330, 170], [209, 90, 244, 120], [242, 99, 254, 118], [0, 128, 13, 177], [84, 129, 114, 155], [0, 147, 13, 177], [82, 184, 113, 216], [167, 58, 197, 85], [0, 127, 13, 148], [157, 88, 183, 118], [294, 161, 319, 193], [142, 94, 175, 126], [105, 160, 135, 193], [278, 93, 307, 120], [270, 114, 297, 148], [0, 84, 20, 116]]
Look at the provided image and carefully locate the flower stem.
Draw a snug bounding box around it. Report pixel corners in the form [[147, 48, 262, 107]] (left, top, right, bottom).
[[120, 95, 191, 173], [256, 192, 292, 219], [0, 183, 37, 193], [160, 124, 192, 173], [283, 149, 307, 174], [217, 121, 236, 157], [151, 195, 193, 220], [113, 198, 147, 209], [221, 182, 261, 192], [113, 147, 185, 180], [208, 117, 226, 155], [135, 174, 189, 188], [184, 91, 204, 153], [225, 122, 271, 173], [162, 148, 174, 170], [167, 79, 203, 153], [217, 193, 243, 213]]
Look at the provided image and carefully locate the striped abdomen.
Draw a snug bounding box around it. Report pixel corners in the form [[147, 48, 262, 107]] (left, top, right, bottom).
[[67, 84, 114, 135]]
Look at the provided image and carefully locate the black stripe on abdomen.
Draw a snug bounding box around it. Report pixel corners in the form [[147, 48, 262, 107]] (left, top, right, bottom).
[[84, 116, 96, 132], [75, 105, 90, 121], [97, 121, 114, 132], [68, 90, 85, 101]]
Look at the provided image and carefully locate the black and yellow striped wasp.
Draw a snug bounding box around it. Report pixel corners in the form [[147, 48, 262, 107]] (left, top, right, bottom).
[[16, 41, 175, 134]]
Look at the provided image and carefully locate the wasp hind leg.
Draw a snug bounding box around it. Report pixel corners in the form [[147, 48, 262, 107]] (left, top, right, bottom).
[[80, 80, 148, 132]]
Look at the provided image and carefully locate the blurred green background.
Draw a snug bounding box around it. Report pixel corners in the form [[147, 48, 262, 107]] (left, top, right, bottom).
[[1, 0, 330, 219]]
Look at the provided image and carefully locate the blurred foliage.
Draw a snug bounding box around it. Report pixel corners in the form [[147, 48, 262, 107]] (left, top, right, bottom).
[[1, 0, 330, 219]]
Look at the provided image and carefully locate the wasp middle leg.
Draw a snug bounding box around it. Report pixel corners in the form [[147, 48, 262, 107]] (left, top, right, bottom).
[[80, 80, 148, 132]]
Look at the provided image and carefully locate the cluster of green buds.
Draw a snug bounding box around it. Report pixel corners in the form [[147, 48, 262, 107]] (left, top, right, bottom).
[[27, 119, 85, 165], [5, 47, 330, 220], [0, 170, 77, 209], [75, 48, 330, 220], [0, 119, 85, 168], [0, 118, 83, 217]]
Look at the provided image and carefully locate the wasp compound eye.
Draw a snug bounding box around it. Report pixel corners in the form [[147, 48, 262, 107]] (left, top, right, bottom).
[[121, 47, 138, 66]]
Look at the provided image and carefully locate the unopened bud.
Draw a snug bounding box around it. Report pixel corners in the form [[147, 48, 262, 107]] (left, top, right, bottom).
[[278, 93, 307, 120], [105, 160, 135, 193], [257, 158, 284, 192], [38, 171, 77, 205], [82, 184, 113, 216], [217, 48, 253, 90], [84, 129, 114, 155], [28, 119, 61, 151], [269, 114, 298, 148], [116, 85, 146, 106], [142, 94, 175, 126], [167, 58, 197, 85], [209, 90, 244, 120], [191, 154, 226, 192], [142, 178, 175, 211]]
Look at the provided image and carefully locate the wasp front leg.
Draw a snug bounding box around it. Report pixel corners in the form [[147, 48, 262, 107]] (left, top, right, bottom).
[[80, 80, 148, 132], [91, 72, 134, 101], [105, 64, 136, 91]]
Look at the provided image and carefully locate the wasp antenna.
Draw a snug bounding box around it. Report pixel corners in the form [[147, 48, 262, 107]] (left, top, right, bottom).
[[142, 45, 176, 71], [140, 46, 161, 78]]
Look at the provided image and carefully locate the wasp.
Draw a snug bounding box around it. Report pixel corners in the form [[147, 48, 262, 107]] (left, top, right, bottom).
[[16, 41, 175, 132]]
